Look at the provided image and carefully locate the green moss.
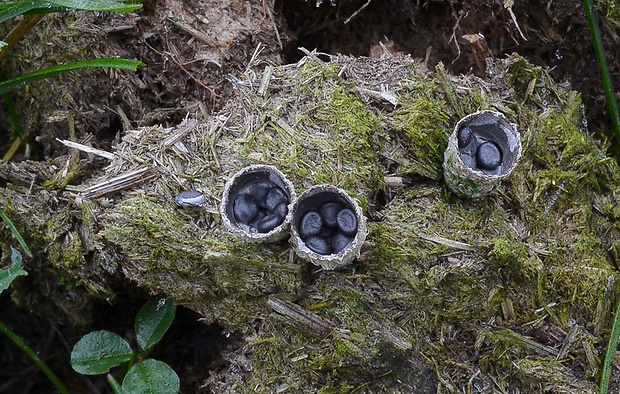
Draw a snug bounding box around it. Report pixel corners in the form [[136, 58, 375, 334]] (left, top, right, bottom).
[[391, 99, 450, 179], [6, 52, 620, 391], [240, 61, 384, 205], [103, 197, 304, 329], [492, 237, 528, 266], [596, 0, 620, 29]]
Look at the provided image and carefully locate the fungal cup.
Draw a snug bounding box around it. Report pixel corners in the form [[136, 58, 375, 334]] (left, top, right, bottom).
[[290, 185, 367, 270], [443, 110, 522, 198], [220, 165, 296, 242]]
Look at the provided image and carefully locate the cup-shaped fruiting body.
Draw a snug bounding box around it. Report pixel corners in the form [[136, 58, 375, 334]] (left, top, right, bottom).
[[290, 185, 367, 270], [221, 165, 296, 242], [443, 110, 522, 198]]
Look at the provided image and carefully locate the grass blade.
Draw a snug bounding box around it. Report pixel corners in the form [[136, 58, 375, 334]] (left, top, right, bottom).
[[46, 0, 142, 12], [0, 321, 70, 394], [583, 0, 620, 153], [0, 0, 141, 19], [0, 210, 32, 257], [0, 1, 37, 24], [600, 293, 620, 394], [0, 58, 144, 95]]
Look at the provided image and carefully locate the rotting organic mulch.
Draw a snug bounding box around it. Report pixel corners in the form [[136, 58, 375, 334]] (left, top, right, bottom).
[[2, 49, 620, 392]]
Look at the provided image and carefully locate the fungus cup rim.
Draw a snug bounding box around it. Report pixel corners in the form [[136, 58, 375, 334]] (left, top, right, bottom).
[[290, 184, 367, 270], [220, 164, 297, 243], [443, 110, 523, 198]]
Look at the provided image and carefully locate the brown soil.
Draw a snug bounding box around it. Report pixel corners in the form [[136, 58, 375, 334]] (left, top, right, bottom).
[[1, 0, 620, 393]]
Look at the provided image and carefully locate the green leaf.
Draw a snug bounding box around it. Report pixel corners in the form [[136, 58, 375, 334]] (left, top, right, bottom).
[[122, 359, 179, 394], [0, 210, 32, 257], [0, 58, 145, 95], [46, 0, 142, 12], [0, 0, 141, 19], [135, 297, 176, 352], [71, 330, 134, 375], [0, 248, 28, 294], [0, 1, 38, 24]]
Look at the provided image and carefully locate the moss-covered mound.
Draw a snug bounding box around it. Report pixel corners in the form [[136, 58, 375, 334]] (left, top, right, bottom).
[[2, 51, 620, 391]]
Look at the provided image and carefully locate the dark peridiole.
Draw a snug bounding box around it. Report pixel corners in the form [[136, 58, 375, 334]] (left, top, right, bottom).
[[336, 208, 358, 236], [273, 201, 288, 219], [304, 236, 332, 255], [299, 210, 323, 238], [233, 193, 259, 224], [319, 201, 344, 228], [265, 186, 288, 211], [249, 181, 273, 208], [174, 189, 205, 208], [331, 232, 354, 254], [256, 213, 285, 233], [457, 126, 472, 149], [476, 141, 503, 170]]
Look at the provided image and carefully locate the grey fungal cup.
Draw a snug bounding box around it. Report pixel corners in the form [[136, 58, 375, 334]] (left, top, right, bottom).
[[174, 189, 206, 208], [220, 165, 296, 242], [443, 110, 522, 198], [290, 185, 367, 270]]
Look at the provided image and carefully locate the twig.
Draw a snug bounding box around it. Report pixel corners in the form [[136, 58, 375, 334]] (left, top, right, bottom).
[[344, 0, 371, 24], [267, 296, 335, 338], [448, 6, 465, 64], [161, 118, 198, 149], [144, 38, 217, 107], [416, 231, 477, 251], [503, 0, 527, 41], [56, 138, 116, 160], [263, 0, 282, 49], [80, 166, 158, 199]]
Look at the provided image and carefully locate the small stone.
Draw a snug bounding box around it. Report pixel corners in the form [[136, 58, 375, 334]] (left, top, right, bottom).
[[476, 141, 502, 170], [256, 213, 285, 233], [299, 210, 323, 237], [304, 236, 332, 255], [265, 186, 288, 211], [319, 201, 344, 228], [174, 190, 205, 208], [331, 232, 354, 254], [233, 193, 259, 224], [273, 201, 288, 219], [457, 126, 472, 149], [249, 181, 273, 208], [336, 208, 358, 236]]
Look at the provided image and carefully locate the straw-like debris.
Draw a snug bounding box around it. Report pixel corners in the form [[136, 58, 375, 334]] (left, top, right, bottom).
[[2, 51, 620, 392]]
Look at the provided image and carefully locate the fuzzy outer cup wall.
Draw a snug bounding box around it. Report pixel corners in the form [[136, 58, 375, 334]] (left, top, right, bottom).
[[220, 165, 296, 243], [290, 185, 367, 270], [443, 110, 522, 198]]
